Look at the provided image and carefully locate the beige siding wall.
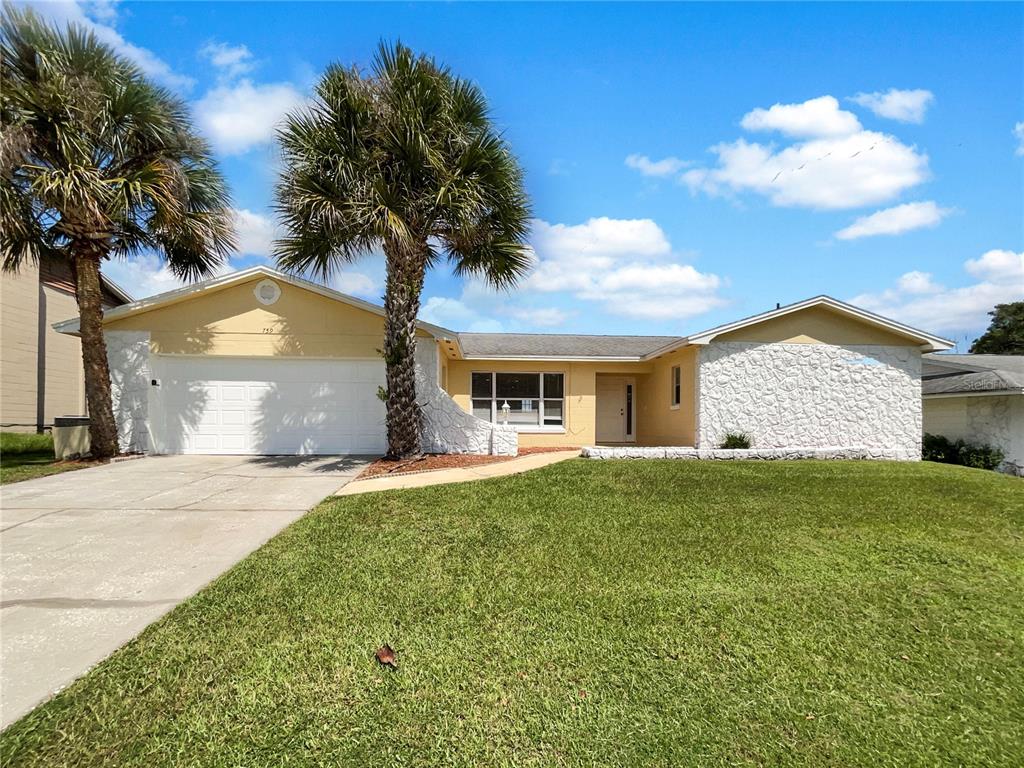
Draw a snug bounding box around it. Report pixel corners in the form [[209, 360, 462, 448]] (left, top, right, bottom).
[[41, 285, 86, 422], [0, 271, 86, 430], [922, 397, 970, 440], [1, 264, 40, 430]]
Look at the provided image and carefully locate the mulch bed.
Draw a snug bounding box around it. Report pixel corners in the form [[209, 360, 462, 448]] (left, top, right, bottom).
[[357, 446, 580, 479]]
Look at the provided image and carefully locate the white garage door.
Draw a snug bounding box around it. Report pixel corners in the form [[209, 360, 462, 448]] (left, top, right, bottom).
[[148, 356, 387, 455]]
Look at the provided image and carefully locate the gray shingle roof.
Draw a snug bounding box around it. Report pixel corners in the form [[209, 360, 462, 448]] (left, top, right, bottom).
[[924, 353, 1024, 374], [923, 369, 1024, 395], [457, 333, 681, 358], [922, 353, 1024, 395]]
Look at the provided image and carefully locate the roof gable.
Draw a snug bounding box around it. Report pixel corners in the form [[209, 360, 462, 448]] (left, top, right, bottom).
[[54, 266, 453, 338], [672, 296, 954, 352]]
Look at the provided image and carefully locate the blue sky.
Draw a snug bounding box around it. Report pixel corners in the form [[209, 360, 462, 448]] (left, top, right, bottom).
[[31, 1, 1024, 348]]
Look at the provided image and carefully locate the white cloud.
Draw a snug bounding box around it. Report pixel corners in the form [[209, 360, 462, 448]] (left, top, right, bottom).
[[683, 94, 931, 209], [851, 249, 1024, 335], [419, 217, 725, 330], [850, 89, 934, 124], [683, 131, 928, 210], [835, 201, 952, 240], [965, 248, 1024, 283], [200, 41, 254, 79], [897, 271, 943, 295], [533, 217, 671, 261], [420, 296, 504, 333], [740, 95, 862, 138], [625, 154, 690, 177], [83, 0, 117, 23], [233, 208, 278, 258], [506, 306, 570, 327], [27, 1, 193, 90], [525, 217, 725, 321], [194, 80, 305, 155], [1014, 122, 1024, 157], [101, 253, 234, 300], [332, 271, 379, 298]]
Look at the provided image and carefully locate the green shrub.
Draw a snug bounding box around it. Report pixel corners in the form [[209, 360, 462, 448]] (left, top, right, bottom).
[[957, 442, 1005, 471], [922, 433, 1004, 471], [922, 433, 957, 463], [720, 432, 752, 449]]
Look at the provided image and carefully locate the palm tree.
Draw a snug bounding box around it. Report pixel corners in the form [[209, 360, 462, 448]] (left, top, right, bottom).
[[0, 8, 235, 458], [275, 43, 531, 459]]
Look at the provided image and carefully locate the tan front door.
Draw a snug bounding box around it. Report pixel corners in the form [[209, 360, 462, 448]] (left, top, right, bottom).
[[595, 376, 635, 443]]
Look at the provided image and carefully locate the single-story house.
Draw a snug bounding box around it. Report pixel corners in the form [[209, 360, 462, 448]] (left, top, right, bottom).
[[1, 254, 131, 432], [54, 265, 953, 458], [922, 353, 1024, 475]]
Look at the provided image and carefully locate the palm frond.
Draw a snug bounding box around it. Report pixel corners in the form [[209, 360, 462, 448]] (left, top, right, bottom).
[[1, 5, 232, 280], [274, 40, 531, 293]]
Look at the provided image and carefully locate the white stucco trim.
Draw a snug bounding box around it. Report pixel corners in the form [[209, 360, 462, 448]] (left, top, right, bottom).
[[106, 330, 151, 454], [583, 446, 916, 461], [457, 354, 646, 362], [415, 344, 518, 456]]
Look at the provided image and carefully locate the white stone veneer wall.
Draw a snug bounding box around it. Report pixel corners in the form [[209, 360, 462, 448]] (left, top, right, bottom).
[[966, 395, 1023, 476], [415, 344, 517, 456], [106, 330, 151, 453], [697, 342, 922, 460]]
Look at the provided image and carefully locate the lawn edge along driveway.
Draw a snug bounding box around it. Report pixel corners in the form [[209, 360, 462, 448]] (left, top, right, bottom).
[[2, 460, 1022, 767]]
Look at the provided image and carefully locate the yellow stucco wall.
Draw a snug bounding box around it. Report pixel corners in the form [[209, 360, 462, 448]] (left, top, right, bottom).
[[445, 359, 663, 447], [105, 276, 431, 358], [636, 346, 698, 446], [716, 305, 922, 346]]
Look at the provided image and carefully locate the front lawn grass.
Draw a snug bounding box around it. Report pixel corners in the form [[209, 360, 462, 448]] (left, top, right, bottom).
[[2, 460, 1022, 766], [0, 432, 90, 485]]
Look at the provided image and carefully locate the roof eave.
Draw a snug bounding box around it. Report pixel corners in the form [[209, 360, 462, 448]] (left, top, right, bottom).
[[924, 388, 1024, 399], [458, 354, 646, 363], [101, 276, 133, 305]]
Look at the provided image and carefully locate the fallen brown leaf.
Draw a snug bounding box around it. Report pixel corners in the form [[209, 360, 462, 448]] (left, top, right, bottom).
[[375, 644, 397, 668]]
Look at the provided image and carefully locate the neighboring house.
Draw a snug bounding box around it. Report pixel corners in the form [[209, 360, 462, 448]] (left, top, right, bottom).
[[1, 255, 131, 433], [54, 266, 952, 458], [922, 353, 1024, 476]]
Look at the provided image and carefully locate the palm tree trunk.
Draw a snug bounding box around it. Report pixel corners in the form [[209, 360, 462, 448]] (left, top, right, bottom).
[[382, 240, 427, 459], [73, 252, 119, 459]]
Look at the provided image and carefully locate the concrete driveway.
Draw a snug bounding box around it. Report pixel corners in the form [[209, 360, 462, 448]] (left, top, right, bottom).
[[0, 454, 370, 729]]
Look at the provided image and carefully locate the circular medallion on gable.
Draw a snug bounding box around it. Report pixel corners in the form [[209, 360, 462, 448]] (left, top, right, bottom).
[[254, 279, 281, 306]]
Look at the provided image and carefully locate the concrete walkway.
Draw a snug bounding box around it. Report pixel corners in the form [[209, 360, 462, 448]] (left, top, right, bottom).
[[335, 449, 580, 495], [0, 454, 370, 729]]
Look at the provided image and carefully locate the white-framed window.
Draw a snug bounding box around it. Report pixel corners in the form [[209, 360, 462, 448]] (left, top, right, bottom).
[[670, 365, 681, 408], [471, 372, 564, 427]]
